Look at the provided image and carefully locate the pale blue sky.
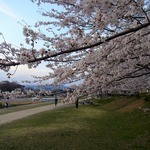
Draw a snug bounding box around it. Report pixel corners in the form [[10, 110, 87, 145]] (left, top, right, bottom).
[[0, 0, 41, 45], [0, 0, 52, 84]]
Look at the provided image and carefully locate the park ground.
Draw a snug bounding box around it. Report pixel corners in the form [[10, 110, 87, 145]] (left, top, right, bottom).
[[0, 96, 149, 150]]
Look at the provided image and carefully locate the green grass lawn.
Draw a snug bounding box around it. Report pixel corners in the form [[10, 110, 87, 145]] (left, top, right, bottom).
[[0, 98, 149, 150]]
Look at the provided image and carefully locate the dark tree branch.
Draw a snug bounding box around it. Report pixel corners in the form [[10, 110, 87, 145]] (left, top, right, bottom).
[[46, 58, 81, 62], [0, 21, 150, 67], [116, 71, 150, 80], [106, 62, 150, 86]]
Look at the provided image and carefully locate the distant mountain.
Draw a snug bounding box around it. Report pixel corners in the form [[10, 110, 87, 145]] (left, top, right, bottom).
[[24, 84, 72, 91]]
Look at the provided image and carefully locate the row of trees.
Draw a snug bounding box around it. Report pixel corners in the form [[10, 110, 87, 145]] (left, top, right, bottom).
[[0, 0, 150, 97], [0, 81, 24, 92], [0, 81, 71, 100]]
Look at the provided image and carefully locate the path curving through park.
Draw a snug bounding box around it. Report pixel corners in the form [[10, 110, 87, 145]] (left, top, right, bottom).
[[0, 103, 72, 125]]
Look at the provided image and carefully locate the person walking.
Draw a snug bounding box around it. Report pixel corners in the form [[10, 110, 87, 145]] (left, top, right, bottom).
[[55, 97, 58, 106], [5, 97, 9, 108], [75, 96, 79, 109]]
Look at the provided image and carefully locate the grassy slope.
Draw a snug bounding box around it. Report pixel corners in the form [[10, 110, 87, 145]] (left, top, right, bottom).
[[0, 97, 149, 150]]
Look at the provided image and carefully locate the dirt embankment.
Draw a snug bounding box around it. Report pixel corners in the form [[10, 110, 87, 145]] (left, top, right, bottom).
[[118, 99, 144, 112], [102, 98, 145, 112]]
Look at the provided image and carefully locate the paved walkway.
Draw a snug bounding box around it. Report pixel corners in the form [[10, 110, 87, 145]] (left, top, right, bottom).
[[0, 103, 72, 125]]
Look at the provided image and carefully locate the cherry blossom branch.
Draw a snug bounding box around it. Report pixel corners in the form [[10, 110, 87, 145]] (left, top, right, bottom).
[[117, 71, 150, 80], [133, 0, 150, 22], [107, 63, 150, 85], [46, 58, 81, 62], [0, 21, 150, 68]]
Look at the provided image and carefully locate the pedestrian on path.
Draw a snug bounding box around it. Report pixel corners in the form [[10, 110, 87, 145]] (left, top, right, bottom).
[[55, 97, 58, 106], [75, 96, 79, 109], [5, 97, 9, 108]]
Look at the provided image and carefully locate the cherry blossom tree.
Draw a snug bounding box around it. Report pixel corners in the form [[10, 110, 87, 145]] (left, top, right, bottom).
[[0, 0, 150, 97]]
